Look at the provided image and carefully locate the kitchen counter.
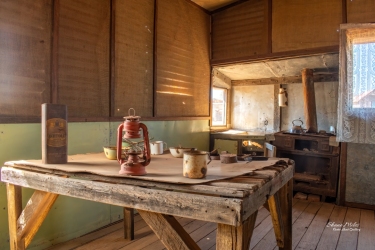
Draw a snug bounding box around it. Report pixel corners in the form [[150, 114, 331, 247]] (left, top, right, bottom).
[[210, 130, 276, 154], [211, 130, 275, 139]]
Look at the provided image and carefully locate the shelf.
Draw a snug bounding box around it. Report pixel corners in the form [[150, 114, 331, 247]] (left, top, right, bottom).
[[294, 173, 322, 182], [277, 149, 339, 157], [294, 182, 335, 197]]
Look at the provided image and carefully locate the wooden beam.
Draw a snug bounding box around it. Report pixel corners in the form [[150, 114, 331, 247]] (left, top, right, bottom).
[[110, 0, 116, 117], [123, 207, 134, 241], [339, 142, 347, 206], [138, 210, 200, 250], [212, 68, 231, 89], [231, 73, 338, 86], [342, 0, 347, 24], [1, 167, 242, 226], [216, 210, 258, 250], [4, 164, 248, 198], [267, 0, 272, 54], [153, 0, 158, 117], [6, 184, 24, 250], [268, 192, 284, 247], [17, 190, 59, 248], [51, 0, 60, 103], [241, 164, 294, 222], [279, 179, 293, 250], [211, 46, 339, 66], [302, 68, 318, 133], [0, 115, 211, 124], [344, 202, 375, 211]]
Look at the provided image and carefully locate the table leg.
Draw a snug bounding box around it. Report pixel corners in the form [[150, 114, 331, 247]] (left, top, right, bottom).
[[268, 192, 284, 247], [137, 209, 200, 250], [278, 179, 293, 250], [123, 207, 134, 240], [7, 184, 24, 250], [6, 184, 59, 250], [216, 210, 258, 250]]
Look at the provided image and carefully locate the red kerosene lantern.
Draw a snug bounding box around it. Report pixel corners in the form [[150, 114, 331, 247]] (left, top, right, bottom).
[[116, 108, 151, 175]]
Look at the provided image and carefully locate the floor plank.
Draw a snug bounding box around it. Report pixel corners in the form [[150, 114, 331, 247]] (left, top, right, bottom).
[[252, 198, 310, 250], [316, 205, 347, 250], [336, 207, 361, 250], [46, 214, 144, 250], [357, 209, 375, 249], [120, 218, 198, 250], [249, 215, 274, 248], [296, 202, 335, 249], [47, 200, 375, 250], [291, 201, 324, 249]]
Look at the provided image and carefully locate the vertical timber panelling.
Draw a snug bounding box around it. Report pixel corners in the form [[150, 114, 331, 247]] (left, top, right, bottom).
[[347, 0, 375, 23], [211, 0, 269, 62], [114, 0, 154, 117], [155, 0, 210, 117], [57, 0, 110, 117], [0, 0, 51, 117], [272, 0, 342, 52]]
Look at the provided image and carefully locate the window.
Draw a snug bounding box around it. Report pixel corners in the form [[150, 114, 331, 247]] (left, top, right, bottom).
[[211, 87, 227, 126], [352, 42, 375, 108], [337, 23, 375, 143]]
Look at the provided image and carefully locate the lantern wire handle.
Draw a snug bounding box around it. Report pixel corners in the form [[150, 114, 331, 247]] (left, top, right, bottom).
[[128, 108, 136, 117]]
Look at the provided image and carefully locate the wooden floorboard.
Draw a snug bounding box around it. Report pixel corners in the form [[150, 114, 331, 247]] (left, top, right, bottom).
[[47, 200, 375, 250], [252, 199, 310, 250], [336, 207, 361, 250], [296, 202, 335, 249], [316, 205, 347, 250], [357, 209, 375, 249]]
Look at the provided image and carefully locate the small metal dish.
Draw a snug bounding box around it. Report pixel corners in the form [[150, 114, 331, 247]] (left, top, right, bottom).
[[237, 154, 252, 161]]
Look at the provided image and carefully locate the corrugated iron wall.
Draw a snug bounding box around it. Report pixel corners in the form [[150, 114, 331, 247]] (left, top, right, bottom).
[[211, 0, 269, 62], [155, 0, 210, 117]]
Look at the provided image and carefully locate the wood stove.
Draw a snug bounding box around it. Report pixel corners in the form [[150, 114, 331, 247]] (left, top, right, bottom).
[[273, 131, 340, 199]]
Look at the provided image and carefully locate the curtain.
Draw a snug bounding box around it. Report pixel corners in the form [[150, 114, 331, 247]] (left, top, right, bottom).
[[337, 24, 375, 143]]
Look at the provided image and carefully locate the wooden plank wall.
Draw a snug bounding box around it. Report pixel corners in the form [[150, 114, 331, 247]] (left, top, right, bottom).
[[0, 0, 210, 122], [211, 0, 269, 61], [114, 0, 154, 118], [57, 0, 110, 117], [155, 0, 211, 117], [0, 0, 51, 117], [3, 0, 375, 121], [210, 0, 372, 66], [272, 0, 343, 53]]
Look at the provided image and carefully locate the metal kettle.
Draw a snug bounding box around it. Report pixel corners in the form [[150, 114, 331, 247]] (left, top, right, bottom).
[[290, 119, 304, 134]]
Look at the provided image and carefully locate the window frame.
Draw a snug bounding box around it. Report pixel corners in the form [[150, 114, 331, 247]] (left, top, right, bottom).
[[210, 86, 230, 130]]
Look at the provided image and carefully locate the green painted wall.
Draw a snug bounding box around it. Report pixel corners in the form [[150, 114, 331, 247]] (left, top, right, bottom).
[[213, 139, 238, 154], [345, 143, 375, 205], [0, 120, 209, 250]]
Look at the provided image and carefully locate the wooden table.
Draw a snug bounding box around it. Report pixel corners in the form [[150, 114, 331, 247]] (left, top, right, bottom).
[[1, 156, 294, 250]]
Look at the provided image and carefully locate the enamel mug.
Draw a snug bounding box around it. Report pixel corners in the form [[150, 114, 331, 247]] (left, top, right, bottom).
[[183, 151, 211, 179], [150, 141, 167, 155]]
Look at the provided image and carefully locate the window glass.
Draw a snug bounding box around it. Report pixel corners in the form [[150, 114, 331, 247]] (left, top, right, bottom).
[[212, 88, 227, 126], [352, 42, 375, 108]]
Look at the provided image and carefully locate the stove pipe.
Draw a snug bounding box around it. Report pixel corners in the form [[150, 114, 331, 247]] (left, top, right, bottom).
[[302, 68, 317, 133]]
